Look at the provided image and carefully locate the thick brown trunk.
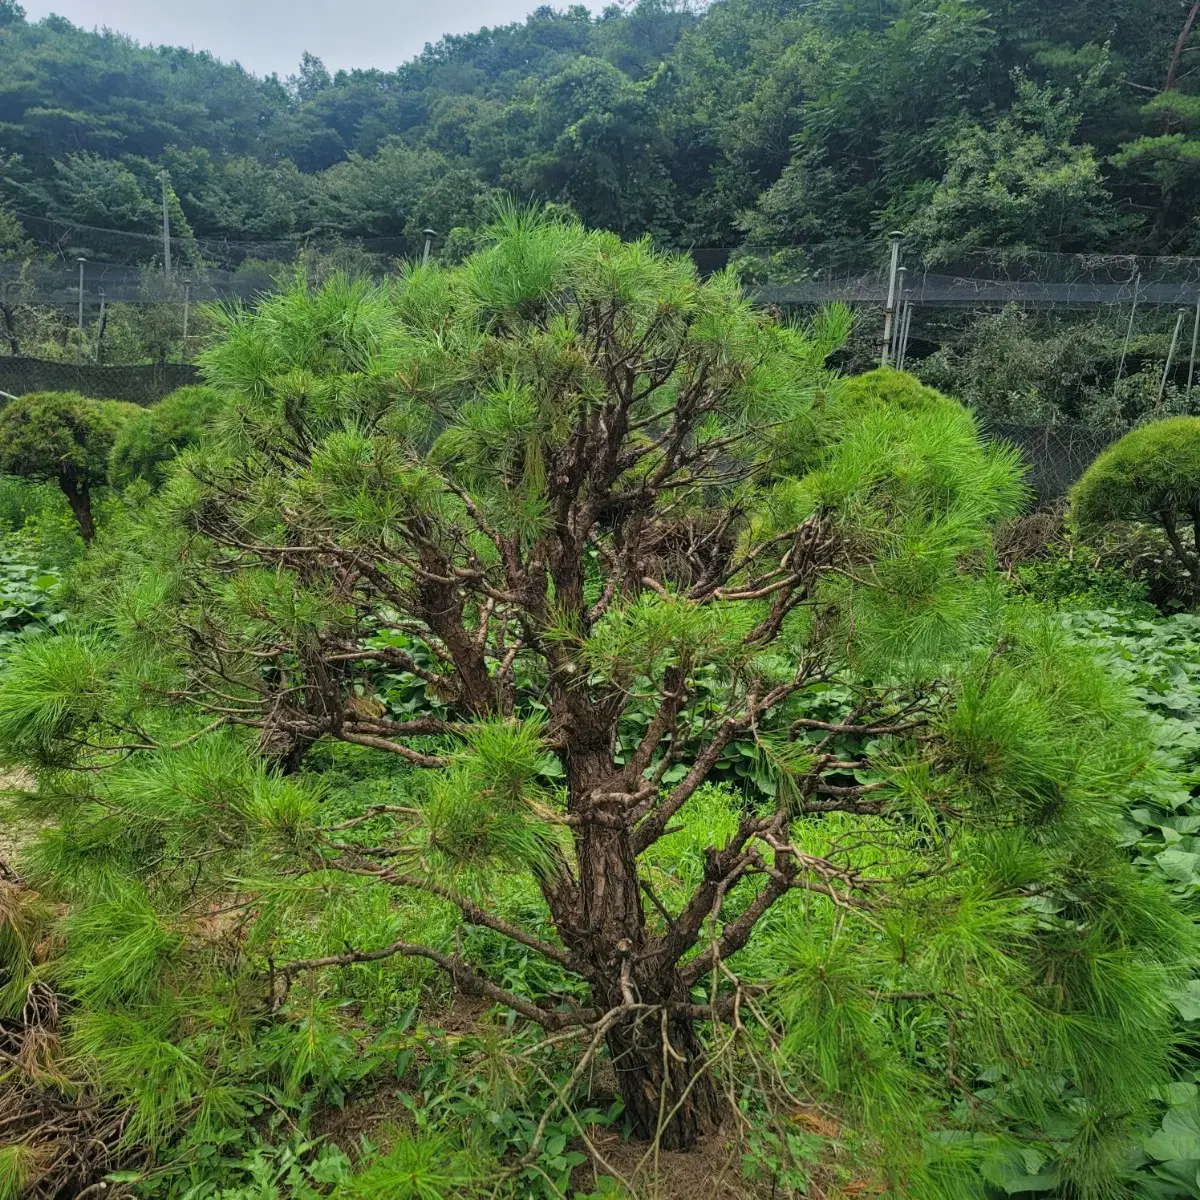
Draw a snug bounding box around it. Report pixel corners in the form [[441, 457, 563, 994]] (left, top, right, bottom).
[[256, 722, 316, 774], [604, 983, 722, 1150], [1161, 511, 1200, 606], [1166, 0, 1200, 94], [61, 477, 94, 542], [564, 745, 723, 1149]]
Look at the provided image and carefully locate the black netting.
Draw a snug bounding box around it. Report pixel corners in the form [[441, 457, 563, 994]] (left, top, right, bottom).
[[0, 358, 199, 405], [984, 423, 1117, 505]]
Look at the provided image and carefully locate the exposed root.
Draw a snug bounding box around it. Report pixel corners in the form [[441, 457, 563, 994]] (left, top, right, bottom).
[[0, 981, 139, 1200]]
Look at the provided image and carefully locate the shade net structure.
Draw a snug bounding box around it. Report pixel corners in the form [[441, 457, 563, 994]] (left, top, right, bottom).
[[3, 226, 1196, 499]]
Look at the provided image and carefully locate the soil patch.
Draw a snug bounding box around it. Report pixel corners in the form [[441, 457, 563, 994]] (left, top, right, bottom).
[[0, 769, 40, 880]]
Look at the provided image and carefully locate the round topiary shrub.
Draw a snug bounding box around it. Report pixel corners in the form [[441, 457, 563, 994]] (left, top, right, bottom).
[[1070, 416, 1200, 600], [0, 391, 139, 541], [108, 385, 226, 489], [834, 366, 958, 415]]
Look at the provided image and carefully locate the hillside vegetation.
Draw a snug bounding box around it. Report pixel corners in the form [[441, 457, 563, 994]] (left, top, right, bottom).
[[1, 0, 1199, 257]]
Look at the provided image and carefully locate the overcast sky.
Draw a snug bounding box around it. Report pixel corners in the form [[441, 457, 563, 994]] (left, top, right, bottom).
[[20, 0, 604, 78]]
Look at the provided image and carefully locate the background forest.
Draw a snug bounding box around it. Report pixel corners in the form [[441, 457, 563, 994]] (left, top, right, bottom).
[[8, 0, 1200, 426], [1, 0, 1199, 260]]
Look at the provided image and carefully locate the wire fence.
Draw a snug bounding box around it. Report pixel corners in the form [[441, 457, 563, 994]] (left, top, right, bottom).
[[985, 422, 1118, 504], [9, 248, 1200, 307], [0, 262, 278, 306], [10, 208, 1200, 304], [0, 358, 198, 405], [748, 247, 1200, 304], [2, 218, 1192, 500], [8, 211, 423, 271]]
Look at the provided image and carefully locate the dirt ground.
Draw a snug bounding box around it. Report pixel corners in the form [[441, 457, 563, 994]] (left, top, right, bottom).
[[576, 1128, 778, 1199], [316, 1078, 795, 1200], [0, 768, 37, 880], [310, 995, 839, 1200]]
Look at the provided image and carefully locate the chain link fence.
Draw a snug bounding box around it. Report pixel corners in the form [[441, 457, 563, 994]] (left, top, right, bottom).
[[0, 358, 199, 405], [985, 422, 1118, 505]]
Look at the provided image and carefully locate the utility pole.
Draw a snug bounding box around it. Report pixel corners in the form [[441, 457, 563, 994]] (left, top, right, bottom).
[[159, 170, 172, 275], [880, 232, 902, 366], [422, 228, 437, 267]]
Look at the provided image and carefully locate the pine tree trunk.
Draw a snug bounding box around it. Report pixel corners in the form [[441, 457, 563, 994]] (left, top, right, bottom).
[[1166, 0, 1200, 93], [604, 985, 722, 1150], [256, 721, 316, 773], [566, 742, 723, 1150], [61, 477, 94, 542]]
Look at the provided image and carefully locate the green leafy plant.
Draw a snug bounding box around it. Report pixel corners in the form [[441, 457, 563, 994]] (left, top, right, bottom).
[[0, 537, 63, 659], [1054, 608, 1200, 1198]]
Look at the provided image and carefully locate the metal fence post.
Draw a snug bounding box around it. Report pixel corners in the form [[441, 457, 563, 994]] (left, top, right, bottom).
[[182, 280, 191, 361], [1158, 309, 1187, 411], [75, 257, 86, 363], [1187, 293, 1200, 406], [894, 265, 908, 368], [880, 232, 902, 366], [1113, 270, 1141, 398], [76, 257, 86, 333], [160, 170, 172, 275], [94, 290, 106, 363], [897, 300, 914, 370]]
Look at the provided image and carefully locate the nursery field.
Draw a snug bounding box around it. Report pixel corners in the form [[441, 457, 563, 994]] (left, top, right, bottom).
[[2, 212, 1200, 1200]]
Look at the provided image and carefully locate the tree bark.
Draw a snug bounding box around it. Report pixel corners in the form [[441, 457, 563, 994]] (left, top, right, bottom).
[[94, 302, 108, 364], [562, 741, 723, 1149], [575, 822, 723, 1147], [1161, 510, 1200, 604], [602, 977, 722, 1150], [0, 301, 18, 356], [61, 477, 94, 542], [256, 722, 316, 774], [1166, 0, 1200, 93]]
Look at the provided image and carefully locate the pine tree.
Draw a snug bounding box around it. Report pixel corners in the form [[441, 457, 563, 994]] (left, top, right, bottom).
[[1071, 416, 1200, 601], [1, 211, 1193, 1185], [0, 392, 137, 541]]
